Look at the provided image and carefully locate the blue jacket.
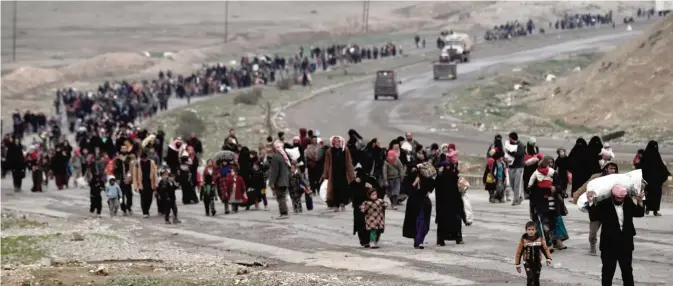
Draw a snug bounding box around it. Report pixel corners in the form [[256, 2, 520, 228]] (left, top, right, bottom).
[[105, 183, 122, 199]]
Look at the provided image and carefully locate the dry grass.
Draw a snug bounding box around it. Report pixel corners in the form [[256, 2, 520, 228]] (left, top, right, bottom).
[[528, 14, 673, 142], [438, 52, 601, 136]]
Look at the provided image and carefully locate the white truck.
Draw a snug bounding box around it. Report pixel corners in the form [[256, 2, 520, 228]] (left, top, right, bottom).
[[655, 0, 673, 13], [439, 32, 473, 63]]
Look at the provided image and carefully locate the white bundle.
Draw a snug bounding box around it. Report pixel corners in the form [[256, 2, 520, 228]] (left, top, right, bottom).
[[285, 147, 301, 162], [577, 169, 644, 212], [319, 180, 329, 202]]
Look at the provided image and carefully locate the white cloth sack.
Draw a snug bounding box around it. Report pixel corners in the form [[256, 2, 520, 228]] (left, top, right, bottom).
[[462, 193, 474, 224], [504, 141, 517, 166], [76, 177, 88, 188], [577, 169, 644, 212], [319, 179, 328, 202], [285, 147, 301, 162]]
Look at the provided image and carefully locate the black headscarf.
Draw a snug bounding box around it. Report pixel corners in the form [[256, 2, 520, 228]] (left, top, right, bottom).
[[641, 140, 670, 185], [587, 136, 604, 175]]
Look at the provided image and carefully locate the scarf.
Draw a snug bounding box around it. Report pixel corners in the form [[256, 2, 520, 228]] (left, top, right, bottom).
[[329, 136, 345, 150], [274, 140, 291, 167]]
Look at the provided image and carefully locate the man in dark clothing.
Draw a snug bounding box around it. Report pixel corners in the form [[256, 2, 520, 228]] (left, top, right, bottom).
[[268, 141, 290, 219], [133, 152, 158, 218], [113, 154, 133, 215], [587, 184, 644, 286]]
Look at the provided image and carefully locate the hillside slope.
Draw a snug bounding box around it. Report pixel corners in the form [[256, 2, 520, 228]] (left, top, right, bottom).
[[528, 14, 673, 140]]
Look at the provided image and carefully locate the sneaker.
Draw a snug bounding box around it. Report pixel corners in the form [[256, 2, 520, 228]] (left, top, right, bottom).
[[589, 244, 597, 255], [276, 214, 289, 220], [143, 215, 149, 218], [512, 201, 521, 206], [173, 219, 182, 224], [414, 245, 425, 249], [653, 211, 662, 217]]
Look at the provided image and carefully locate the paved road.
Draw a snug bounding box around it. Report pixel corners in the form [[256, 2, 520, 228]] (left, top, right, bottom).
[[2, 179, 672, 285], [282, 27, 673, 160]]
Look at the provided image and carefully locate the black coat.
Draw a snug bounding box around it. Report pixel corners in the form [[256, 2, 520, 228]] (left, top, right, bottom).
[[588, 198, 644, 252], [350, 171, 382, 235], [402, 173, 434, 239], [435, 164, 465, 240]]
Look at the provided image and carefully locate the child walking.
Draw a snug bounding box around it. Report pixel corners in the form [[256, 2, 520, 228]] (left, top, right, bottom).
[[106, 176, 122, 217], [158, 171, 181, 224], [89, 173, 104, 218], [288, 163, 309, 214], [515, 221, 553, 286], [201, 160, 219, 216], [360, 189, 387, 249]]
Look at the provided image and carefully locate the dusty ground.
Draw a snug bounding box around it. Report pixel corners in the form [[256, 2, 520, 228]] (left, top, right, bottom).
[[525, 13, 673, 142], [0, 210, 398, 286]]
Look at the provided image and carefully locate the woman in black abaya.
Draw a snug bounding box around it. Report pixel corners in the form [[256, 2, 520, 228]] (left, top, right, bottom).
[[435, 155, 467, 245], [350, 165, 382, 247], [641, 140, 671, 216], [586, 136, 604, 175], [567, 138, 590, 197], [402, 154, 434, 249]]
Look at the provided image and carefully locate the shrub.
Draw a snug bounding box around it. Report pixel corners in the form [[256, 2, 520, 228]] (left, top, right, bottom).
[[174, 111, 206, 139], [234, 88, 263, 105], [276, 77, 293, 91]]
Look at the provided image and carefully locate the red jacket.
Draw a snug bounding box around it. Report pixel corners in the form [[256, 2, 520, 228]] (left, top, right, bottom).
[[220, 175, 247, 203]]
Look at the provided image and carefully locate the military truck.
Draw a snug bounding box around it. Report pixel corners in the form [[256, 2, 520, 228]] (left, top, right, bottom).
[[374, 70, 400, 100], [432, 58, 457, 80]]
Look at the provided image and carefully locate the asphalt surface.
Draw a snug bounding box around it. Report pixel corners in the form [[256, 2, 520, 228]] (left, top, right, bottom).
[[282, 26, 673, 160]]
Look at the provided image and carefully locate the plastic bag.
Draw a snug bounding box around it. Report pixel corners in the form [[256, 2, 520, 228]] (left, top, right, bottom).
[[462, 193, 473, 224], [76, 177, 88, 188], [319, 179, 328, 202]]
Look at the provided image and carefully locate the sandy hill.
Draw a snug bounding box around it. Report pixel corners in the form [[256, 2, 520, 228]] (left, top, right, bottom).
[[528, 14, 673, 138]]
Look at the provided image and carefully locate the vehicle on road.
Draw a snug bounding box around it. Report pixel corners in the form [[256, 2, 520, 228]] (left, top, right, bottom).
[[374, 70, 400, 100], [432, 56, 457, 80], [437, 31, 473, 63]]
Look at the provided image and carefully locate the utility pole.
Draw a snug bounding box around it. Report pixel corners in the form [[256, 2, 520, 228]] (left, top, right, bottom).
[[362, 0, 370, 33], [365, 0, 370, 33], [13, 0, 18, 62], [224, 0, 229, 43]]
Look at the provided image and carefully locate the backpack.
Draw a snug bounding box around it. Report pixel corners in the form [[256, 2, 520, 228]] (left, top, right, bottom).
[[417, 162, 437, 179]]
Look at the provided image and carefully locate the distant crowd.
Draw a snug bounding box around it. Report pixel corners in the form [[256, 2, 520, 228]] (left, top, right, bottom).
[[484, 7, 667, 42]]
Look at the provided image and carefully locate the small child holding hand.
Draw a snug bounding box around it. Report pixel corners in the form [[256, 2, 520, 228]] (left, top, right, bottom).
[[360, 189, 387, 249]]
